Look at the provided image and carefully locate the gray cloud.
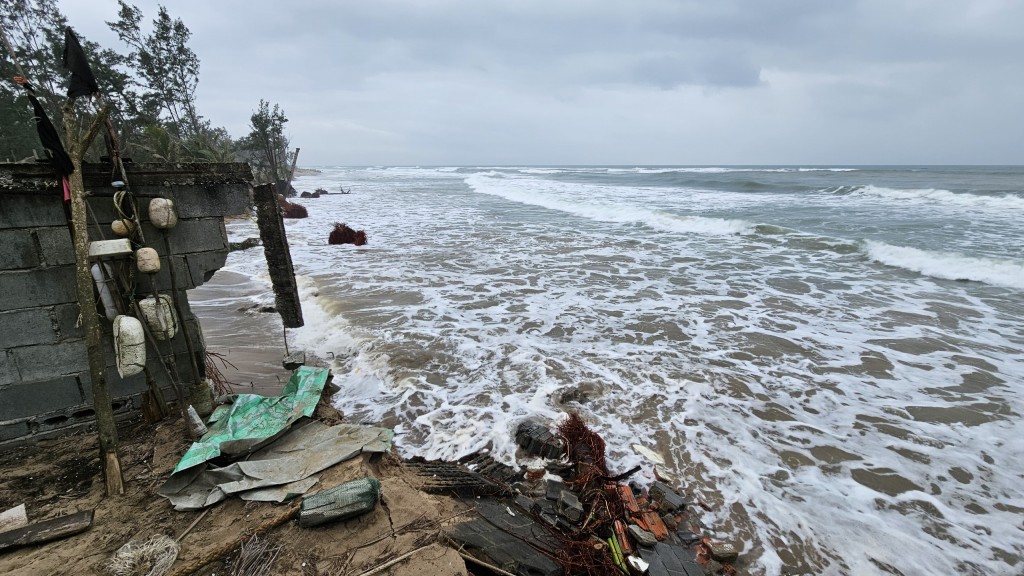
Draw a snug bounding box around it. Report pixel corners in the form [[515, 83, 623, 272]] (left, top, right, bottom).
[[63, 0, 1024, 165]]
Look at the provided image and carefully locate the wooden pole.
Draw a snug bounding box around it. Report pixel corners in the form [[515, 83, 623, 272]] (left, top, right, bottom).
[[63, 100, 124, 496], [286, 147, 300, 188]]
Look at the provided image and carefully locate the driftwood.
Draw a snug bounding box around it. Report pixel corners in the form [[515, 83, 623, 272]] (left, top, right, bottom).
[[328, 223, 367, 246], [0, 510, 94, 552], [229, 237, 261, 251]]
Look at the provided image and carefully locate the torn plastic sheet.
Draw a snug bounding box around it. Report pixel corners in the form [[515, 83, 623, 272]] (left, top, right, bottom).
[[172, 366, 331, 475], [159, 419, 394, 510]]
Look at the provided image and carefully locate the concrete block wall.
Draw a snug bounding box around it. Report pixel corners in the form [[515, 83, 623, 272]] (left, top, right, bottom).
[[0, 162, 252, 447]]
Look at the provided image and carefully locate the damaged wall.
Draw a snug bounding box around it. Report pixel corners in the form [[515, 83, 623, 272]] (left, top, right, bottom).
[[0, 162, 252, 447]]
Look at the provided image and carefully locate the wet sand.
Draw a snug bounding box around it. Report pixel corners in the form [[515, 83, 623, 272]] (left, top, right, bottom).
[[189, 268, 295, 395]]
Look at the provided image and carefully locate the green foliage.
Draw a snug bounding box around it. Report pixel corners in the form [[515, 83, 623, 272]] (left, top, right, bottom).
[[106, 0, 201, 140], [239, 100, 295, 192], [1, 0, 131, 160], [1, 1, 289, 168]]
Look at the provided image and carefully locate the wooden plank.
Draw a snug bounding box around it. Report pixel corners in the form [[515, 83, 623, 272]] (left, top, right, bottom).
[[0, 510, 93, 552]]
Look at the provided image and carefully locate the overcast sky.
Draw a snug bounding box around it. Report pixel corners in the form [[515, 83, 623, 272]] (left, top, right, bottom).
[[61, 0, 1023, 166]]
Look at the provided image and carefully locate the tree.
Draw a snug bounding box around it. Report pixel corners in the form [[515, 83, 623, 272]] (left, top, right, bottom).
[[106, 0, 201, 141], [239, 99, 295, 195], [1, 0, 133, 160]]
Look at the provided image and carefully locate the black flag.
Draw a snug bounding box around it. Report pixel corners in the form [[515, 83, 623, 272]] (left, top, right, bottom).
[[62, 27, 98, 98], [20, 83, 74, 177]]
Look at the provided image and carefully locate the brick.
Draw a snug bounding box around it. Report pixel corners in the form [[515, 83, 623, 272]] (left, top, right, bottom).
[[0, 192, 66, 227], [0, 229, 39, 270], [34, 226, 75, 266], [0, 267, 77, 311], [12, 340, 88, 381], [0, 308, 58, 348], [0, 376, 84, 420]]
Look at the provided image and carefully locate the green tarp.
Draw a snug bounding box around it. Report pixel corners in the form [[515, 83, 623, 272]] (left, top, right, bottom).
[[172, 366, 332, 474], [160, 366, 395, 510]]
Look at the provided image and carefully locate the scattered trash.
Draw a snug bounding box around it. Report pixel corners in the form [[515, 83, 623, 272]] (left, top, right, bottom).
[[406, 458, 510, 497], [632, 443, 666, 465], [0, 510, 93, 552], [107, 534, 179, 576], [229, 237, 260, 251], [299, 477, 380, 528], [229, 534, 281, 576], [0, 504, 28, 533], [515, 419, 565, 459]]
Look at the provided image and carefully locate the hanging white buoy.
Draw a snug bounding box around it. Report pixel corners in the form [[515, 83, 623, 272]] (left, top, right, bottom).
[[90, 263, 118, 321], [113, 315, 146, 377], [136, 247, 161, 274], [138, 295, 178, 340], [111, 219, 135, 237], [148, 198, 178, 229]]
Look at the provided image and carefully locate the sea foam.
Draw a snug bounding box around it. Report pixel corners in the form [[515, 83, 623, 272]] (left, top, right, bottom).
[[862, 240, 1024, 290]]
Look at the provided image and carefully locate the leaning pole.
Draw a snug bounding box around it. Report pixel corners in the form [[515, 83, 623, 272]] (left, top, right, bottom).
[[63, 101, 124, 496]]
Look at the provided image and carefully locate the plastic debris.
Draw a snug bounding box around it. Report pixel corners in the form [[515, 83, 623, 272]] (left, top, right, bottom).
[[299, 477, 380, 528]]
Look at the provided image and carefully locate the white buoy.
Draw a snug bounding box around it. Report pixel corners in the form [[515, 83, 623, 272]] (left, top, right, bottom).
[[136, 247, 161, 274], [90, 263, 118, 321], [113, 315, 146, 377], [148, 198, 178, 229], [138, 295, 177, 340], [111, 219, 134, 237]]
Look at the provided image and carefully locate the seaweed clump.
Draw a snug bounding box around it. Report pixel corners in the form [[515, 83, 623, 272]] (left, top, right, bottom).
[[329, 222, 367, 246], [277, 195, 308, 218]]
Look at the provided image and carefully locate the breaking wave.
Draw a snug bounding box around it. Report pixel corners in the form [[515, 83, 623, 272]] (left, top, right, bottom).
[[862, 240, 1024, 290]]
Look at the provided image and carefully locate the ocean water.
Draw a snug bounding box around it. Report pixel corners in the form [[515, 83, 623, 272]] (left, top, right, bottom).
[[200, 166, 1024, 575]]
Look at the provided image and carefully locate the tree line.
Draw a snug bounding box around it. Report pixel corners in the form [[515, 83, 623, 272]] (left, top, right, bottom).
[[0, 0, 292, 189]]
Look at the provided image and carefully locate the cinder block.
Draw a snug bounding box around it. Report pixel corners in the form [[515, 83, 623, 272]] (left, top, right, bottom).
[[0, 421, 30, 443], [0, 308, 58, 348], [0, 229, 39, 270], [12, 340, 88, 381], [34, 226, 75, 266], [171, 184, 251, 219], [51, 303, 85, 341], [167, 218, 228, 254], [151, 255, 195, 290], [0, 376, 85, 420], [0, 349, 19, 386], [106, 362, 149, 398], [0, 267, 77, 311], [187, 250, 228, 287], [0, 193, 67, 227]]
